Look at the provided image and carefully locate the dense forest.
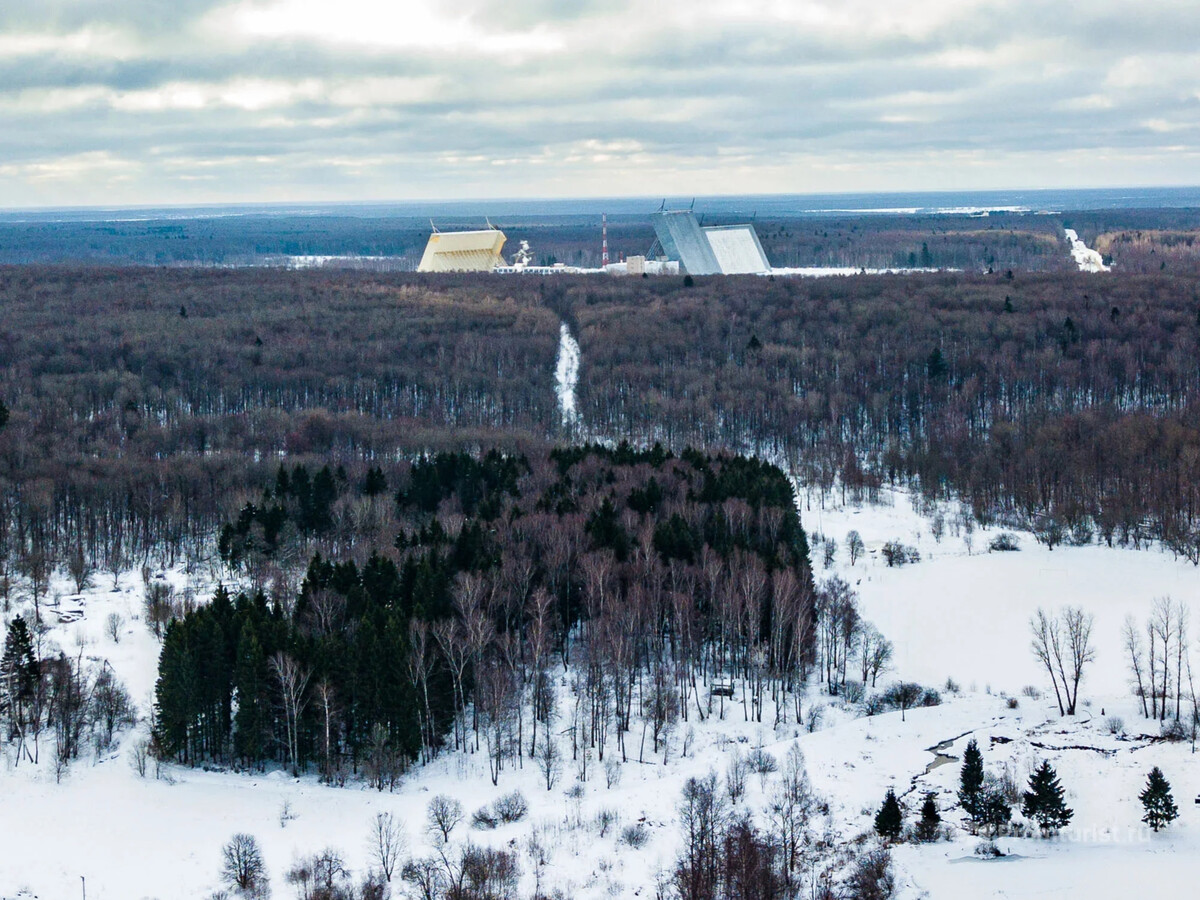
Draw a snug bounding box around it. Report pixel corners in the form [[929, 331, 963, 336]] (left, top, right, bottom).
[[1, 264, 1200, 594], [554, 271, 1200, 554], [153, 446, 817, 781]]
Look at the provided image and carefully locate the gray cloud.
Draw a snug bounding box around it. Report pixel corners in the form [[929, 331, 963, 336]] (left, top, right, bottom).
[[0, 0, 1197, 206]]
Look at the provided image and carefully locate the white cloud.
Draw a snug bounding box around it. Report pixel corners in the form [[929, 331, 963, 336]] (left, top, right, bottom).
[[0, 0, 1198, 204], [208, 0, 563, 55]]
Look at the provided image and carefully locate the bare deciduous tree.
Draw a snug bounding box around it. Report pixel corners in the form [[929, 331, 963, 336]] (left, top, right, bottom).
[[220, 833, 266, 897], [271, 651, 311, 776], [1030, 606, 1095, 716], [368, 811, 405, 883], [426, 794, 464, 844]]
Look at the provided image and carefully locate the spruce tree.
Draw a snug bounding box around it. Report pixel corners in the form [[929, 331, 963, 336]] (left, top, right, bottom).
[[1140, 767, 1179, 832], [958, 738, 985, 827], [916, 792, 941, 842], [0, 617, 37, 729], [874, 788, 903, 842], [233, 622, 268, 767], [979, 789, 1012, 837], [1022, 760, 1073, 835]]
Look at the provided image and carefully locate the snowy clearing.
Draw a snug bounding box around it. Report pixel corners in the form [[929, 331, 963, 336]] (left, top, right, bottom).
[[1064, 228, 1110, 272], [2, 490, 1198, 899], [554, 321, 581, 429]]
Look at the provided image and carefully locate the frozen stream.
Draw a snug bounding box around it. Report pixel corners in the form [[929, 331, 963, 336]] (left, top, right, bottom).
[[555, 321, 581, 429], [1064, 228, 1110, 272]]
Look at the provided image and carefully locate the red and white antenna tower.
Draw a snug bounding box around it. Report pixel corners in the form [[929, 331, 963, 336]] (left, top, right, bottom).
[[601, 213, 609, 267]]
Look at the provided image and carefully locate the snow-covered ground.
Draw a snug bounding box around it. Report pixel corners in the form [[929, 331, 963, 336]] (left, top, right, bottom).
[[2, 490, 1197, 899], [554, 321, 581, 430], [1064, 228, 1110, 272], [769, 266, 951, 277]]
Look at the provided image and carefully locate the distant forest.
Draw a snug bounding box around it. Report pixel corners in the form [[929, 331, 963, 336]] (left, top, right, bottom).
[[0, 262, 1199, 600], [6, 209, 1200, 272]]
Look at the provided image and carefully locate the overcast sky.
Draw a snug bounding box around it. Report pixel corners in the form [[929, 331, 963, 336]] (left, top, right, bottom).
[[0, 0, 1197, 207]]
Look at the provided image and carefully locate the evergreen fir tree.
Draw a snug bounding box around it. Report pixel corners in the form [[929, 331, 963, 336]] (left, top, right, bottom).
[[874, 788, 903, 842], [1140, 767, 1179, 832], [233, 622, 268, 767], [958, 738, 985, 827], [979, 788, 1012, 837], [1021, 760, 1073, 835], [0, 617, 37, 729], [916, 792, 941, 842]]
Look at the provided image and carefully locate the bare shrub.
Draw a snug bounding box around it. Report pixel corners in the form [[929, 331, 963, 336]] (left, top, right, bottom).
[[989, 533, 1020, 552], [746, 747, 778, 777], [106, 612, 124, 643], [621, 823, 649, 848], [460, 844, 521, 900], [472, 806, 499, 830], [595, 808, 618, 838], [493, 790, 528, 824], [844, 846, 894, 900], [604, 755, 623, 789], [131, 738, 149, 777], [726, 749, 749, 804]]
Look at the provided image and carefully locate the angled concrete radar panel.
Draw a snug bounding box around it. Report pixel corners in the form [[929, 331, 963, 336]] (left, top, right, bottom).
[[652, 211, 721, 275], [702, 225, 771, 275], [418, 229, 507, 272]]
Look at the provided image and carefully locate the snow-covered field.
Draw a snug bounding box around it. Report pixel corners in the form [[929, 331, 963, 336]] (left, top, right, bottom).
[[2, 490, 1197, 899]]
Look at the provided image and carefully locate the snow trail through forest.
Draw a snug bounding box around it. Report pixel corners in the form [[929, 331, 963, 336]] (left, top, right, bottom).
[[555, 320, 581, 429], [1064, 228, 1110, 272]]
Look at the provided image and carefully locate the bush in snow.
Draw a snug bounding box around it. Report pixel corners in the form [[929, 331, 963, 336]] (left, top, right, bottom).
[[594, 808, 619, 837], [805, 704, 825, 733], [881, 541, 920, 567], [1160, 718, 1188, 742], [843, 847, 894, 900], [1105, 716, 1125, 736], [493, 790, 529, 824], [746, 747, 778, 777], [621, 823, 649, 848], [726, 749, 750, 803], [472, 806, 499, 830], [604, 755, 623, 789], [974, 840, 1004, 858], [988, 533, 1020, 552]]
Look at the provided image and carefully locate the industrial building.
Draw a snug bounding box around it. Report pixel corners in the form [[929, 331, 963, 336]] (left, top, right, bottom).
[[650, 210, 770, 275], [417, 226, 507, 272]]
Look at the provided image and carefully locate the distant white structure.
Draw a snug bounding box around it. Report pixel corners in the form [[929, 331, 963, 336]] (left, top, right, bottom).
[[651, 210, 770, 275], [417, 226, 507, 272], [703, 224, 771, 275]]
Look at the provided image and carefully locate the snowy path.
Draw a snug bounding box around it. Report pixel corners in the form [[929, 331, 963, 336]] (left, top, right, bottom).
[[1064, 228, 1110, 272], [555, 320, 581, 429]]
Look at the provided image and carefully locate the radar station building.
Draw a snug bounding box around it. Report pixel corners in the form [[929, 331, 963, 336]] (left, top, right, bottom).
[[417, 226, 507, 272], [650, 210, 770, 275]]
